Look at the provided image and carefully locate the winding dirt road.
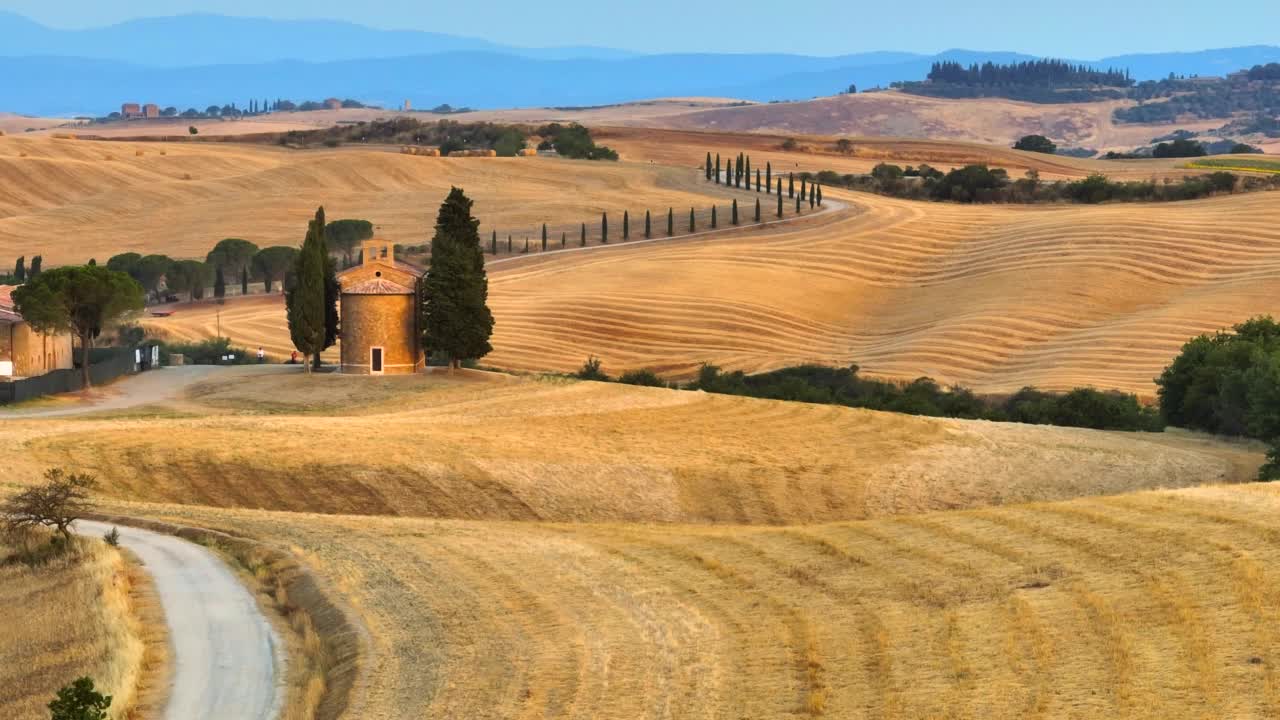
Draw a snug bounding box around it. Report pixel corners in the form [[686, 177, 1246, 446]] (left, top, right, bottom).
[[76, 521, 283, 720]]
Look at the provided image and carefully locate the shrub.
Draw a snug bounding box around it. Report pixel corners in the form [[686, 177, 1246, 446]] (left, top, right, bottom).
[[780, 138, 798, 151], [49, 677, 111, 720], [575, 356, 609, 381], [616, 369, 666, 387], [103, 527, 120, 547], [2, 468, 98, 543], [1014, 134, 1057, 154], [158, 337, 253, 365]]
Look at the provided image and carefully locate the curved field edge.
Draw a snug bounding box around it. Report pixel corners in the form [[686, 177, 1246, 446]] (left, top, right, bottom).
[[113, 481, 1280, 719], [0, 535, 165, 719], [88, 515, 365, 720]]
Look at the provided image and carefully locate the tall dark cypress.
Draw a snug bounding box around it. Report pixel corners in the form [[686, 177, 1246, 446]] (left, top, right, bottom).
[[601, 212, 608, 243], [777, 191, 783, 218], [705, 152, 713, 181], [214, 265, 226, 299], [623, 211, 629, 240], [754, 197, 761, 222], [809, 189, 815, 208], [756, 168, 761, 192], [715, 154, 721, 184], [796, 193, 802, 213], [732, 199, 739, 225], [766, 162, 772, 192], [240, 266, 249, 296], [689, 207, 695, 232], [745, 156, 751, 186], [508, 235, 512, 252], [423, 187, 494, 369], [542, 223, 548, 251], [801, 178, 807, 201], [491, 229, 497, 255], [817, 185, 823, 206], [561, 231, 566, 248], [788, 173, 795, 198], [711, 205, 718, 229], [668, 208, 674, 236], [286, 213, 325, 374], [645, 210, 651, 238], [581, 223, 587, 247]]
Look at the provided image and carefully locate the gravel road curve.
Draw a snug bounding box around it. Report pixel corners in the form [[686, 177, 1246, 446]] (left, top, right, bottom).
[[76, 520, 283, 720]]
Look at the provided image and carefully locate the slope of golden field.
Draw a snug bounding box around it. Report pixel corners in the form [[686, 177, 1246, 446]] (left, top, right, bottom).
[[0, 537, 149, 719], [0, 136, 733, 265], [476, 187, 1280, 396], [99, 480, 1280, 720], [0, 370, 1259, 523]]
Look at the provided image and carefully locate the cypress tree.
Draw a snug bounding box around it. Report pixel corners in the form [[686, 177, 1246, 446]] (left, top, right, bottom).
[[796, 193, 802, 213], [817, 185, 823, 206], [561, 231, 566, 248], [801, 177, 807, 201], [689, 207, 695, 232], [285, 211, 326, 375], [241, 266, 249, 296], [524, 238, 529, 253], [777, 191, 783, 218], [755, 197, 761, 222], [491, 229, 497, 255], [731, 199, 739, 225], [542, 223, 548, 251], [809, 188, 816, 208], [715, 154, 721, 184], [508, 235, 512, 253], [319, 209, 339, 366], [705, 152, 713, 180], [668, 208, 674, 236], [645, 209, 651, 238], [777, 177, 783, 196], [745, 156, 751, 186], [581, 223, 587, 246], [788, 173, 795, 198], [623, 211, 629, 240], [756, 168, 761, 192], [711, 205, 717, 229], [601, 212, 608, 243], [13, 256, 24, 282], [30, 255, 42, 277], [766, 162, 772, 192], [423, 187, 494, 370], [214, 265, 226, 298]]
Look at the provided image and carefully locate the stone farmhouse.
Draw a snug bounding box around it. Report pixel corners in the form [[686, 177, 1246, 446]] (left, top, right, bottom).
[[0, 285, 73, 379]]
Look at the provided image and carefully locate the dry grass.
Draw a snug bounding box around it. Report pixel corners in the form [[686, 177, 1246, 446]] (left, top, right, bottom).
[[0, 533, 157, 719], [97, 480, 1280, 719], [0, 135, 735, 265], [0, 371, 1260, 523]]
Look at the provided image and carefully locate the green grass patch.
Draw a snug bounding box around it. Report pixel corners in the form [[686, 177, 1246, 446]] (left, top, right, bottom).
[[1186, 157, 1280, 174]]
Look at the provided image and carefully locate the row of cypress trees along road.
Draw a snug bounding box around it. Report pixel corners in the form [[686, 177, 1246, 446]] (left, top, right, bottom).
[[705, 150, 825, 205]]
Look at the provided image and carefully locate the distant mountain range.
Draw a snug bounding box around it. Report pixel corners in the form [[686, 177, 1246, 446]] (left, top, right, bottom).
[[2, 12, 1279, 117]]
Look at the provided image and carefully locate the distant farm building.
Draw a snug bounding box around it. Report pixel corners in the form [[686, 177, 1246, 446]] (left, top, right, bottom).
[[144, 103, 160, 118], [324, 98, 343, 110], [403, 99, 412, 111], [121, 103, 143, 119], [337, 240, 425, 375], [0, 285, 73, 379]]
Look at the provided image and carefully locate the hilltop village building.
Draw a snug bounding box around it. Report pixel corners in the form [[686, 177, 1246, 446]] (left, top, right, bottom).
[[337, 240, 425, 374], [0, 285, 73, 379]]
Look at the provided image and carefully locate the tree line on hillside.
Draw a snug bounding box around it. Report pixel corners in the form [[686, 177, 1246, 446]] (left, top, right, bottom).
[[802, 162, 1280, 204], [574, 359, 1164, 432], [93, 97, 369, 123], [1114, 65, 1280, 124], [0, 255, 43, 284], [259, 118, 617, 159], [891, 59, 1132, 103]]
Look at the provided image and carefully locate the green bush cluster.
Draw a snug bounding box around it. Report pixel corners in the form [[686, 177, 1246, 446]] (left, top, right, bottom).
[[158, 337, 254, 365], [535, 123, 618, 160]]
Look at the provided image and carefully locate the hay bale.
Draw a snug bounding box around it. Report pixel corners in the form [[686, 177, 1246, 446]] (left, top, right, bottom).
[[485, 149, 497, 157], [159, 149, 167, 156], [518, 148, 538, 157], [420, 147, 440, 157], [135, 150, 146, 157], [52, 133, 77, 140]]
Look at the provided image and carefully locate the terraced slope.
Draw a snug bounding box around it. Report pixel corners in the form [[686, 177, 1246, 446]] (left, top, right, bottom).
[[0, 136, 729, 264], [120, 481, 1280, 720], [483, 188, 1280, 396], [0, 371, 1258, 522]]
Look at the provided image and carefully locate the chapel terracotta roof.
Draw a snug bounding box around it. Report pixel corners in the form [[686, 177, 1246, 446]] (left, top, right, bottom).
[[337, 258, 425, 279], [342, 277, 415, 295]]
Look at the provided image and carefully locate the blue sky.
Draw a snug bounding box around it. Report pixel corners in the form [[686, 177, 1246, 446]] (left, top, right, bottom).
[[5, 0, 1278, 57]]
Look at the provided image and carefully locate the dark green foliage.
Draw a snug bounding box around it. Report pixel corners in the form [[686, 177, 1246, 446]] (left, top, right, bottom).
[[788, 173, 794, 198], [705, 152, 713, 180], [816, 185, 823, 205], [575, 355, 609, 381], [755, 198, 761, 222], [1230, 143, 1263, 154], [715, 154, 721, 184], [930, 164, 1009, 202], [1157, 317, 1280, 438], [1259, 445, 1280, 481], [731, 199, 738, 225], [1014, 134, 1058, 154], [689, 207, 695, 232], [491, 230, 498, 255], [617, 369, 666, 387], [492, 128, 526, 157], [581, 223, 587, 247], [623, 211, 629, 240], [48, 677, 111, 720], [601, 212, 608, 243], [252, 247, 298, 294], [285, 209, 328, 372], [756, 168, 761, 191], [205, 238, 259, 279], [324, 219, 374, 265], [766, 162, 772, 192], [561, 231, 566, 248], [240, 266, 249, 296], [645, 210, 651, 238], [213, 265, 226, 299], [667, 208, 674, 236], [166, 259, 209, 300], [1153, 138, 1207, 158], [777, 191, 783, 218], [711, 205, 717, 229], [159, 337, 254, 365], [537, 123, 616, 160], [422, 188, 494, 368], [542, 223, 548, 251], [690, 364, 1160, 431], [898, 59, 1131, 103], [11, 265, 143, 389]]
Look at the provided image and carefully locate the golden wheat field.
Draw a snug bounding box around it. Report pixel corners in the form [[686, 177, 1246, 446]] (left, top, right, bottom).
[[0, 135, 735, 265], [0, 370, 1260, 523], [0, 536, 149, 719], [85, 475, 1280, 720]]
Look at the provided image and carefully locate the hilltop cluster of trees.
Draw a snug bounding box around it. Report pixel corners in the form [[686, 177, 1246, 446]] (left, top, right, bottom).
[[259, 117, 615, 159], [804, 163, 1261, 204], [1, 255, 43, 284], [535, 123, 618, 160], [1156, 317, 1280, 479], [96, 98, 369, 123], [576, 360, 1162, 432], [895, 59, 1132, 103], [1115, 67, 1280, 123]]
